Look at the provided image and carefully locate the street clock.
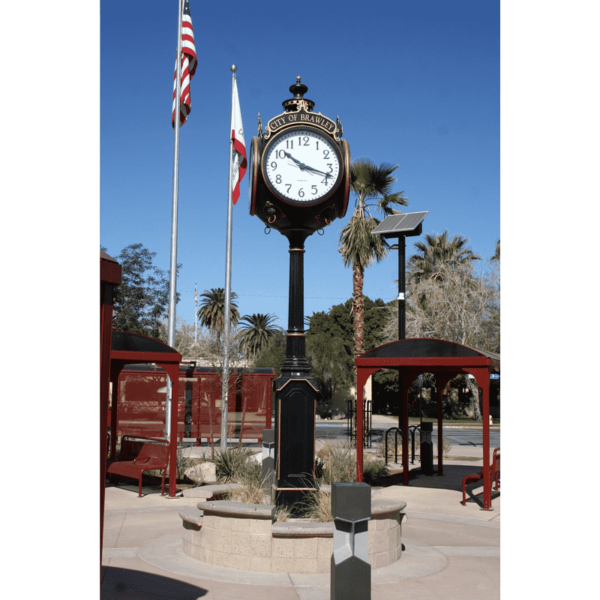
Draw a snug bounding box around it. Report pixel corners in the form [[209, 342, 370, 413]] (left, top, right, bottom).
[[248, 78, 351, 511]]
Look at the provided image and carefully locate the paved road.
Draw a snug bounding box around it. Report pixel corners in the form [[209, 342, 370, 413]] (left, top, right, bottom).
[[438, 428, 500, 448], [178, 423, 500, 448], [315, 422, 500, 447]]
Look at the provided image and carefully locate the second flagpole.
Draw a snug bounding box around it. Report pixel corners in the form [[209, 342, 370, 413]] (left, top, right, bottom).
[[221, 65, 237, 449], [166, 0, 184, 497]]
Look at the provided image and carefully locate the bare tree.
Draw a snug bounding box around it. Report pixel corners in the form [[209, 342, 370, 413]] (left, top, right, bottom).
[[382, 262, 499, 421], [383, 262, 499, 353]]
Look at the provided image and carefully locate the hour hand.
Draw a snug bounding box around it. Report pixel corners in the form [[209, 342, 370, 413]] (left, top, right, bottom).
[[283, 151, 304, 168]]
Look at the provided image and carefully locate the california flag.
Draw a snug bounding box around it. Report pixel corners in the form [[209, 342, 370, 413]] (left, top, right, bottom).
[[230, 78, 247, 205]]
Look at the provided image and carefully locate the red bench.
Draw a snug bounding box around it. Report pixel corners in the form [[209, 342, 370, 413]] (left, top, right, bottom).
[[107, 436, 170, 497], [461, 447, 500, 507]]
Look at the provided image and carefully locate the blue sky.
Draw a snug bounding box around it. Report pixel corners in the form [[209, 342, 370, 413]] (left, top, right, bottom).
[[100, 0, 500, 330]]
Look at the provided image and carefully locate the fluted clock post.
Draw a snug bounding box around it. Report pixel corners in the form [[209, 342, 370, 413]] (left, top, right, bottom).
[[273, 231, 321, 509]]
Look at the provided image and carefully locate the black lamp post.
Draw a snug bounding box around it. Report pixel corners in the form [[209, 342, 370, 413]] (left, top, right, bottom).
[[248, 79, 351, 509]]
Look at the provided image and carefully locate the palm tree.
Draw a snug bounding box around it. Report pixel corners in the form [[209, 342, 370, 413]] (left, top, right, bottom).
[[197, 288, 240, 334], [238, 313, 281, 358], [339, 158, 409, 356], [407, 231, 481, 284]]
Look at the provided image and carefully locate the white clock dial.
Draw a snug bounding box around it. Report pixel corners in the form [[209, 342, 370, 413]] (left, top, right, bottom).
[[263, 128, 341, 203]]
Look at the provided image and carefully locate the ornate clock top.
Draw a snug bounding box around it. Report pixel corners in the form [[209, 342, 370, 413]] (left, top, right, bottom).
[[282, 76, 315, 113]]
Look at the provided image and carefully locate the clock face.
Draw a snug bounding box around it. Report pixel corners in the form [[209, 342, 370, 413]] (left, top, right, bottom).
[[262, 127, 342, 204]]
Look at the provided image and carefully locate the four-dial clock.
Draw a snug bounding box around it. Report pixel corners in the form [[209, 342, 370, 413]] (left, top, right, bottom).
[[261, 127, 343, 205]]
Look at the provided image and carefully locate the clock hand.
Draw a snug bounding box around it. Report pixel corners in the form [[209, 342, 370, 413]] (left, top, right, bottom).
[[283, 151, 306, 169], [301, 164, 332, 179], [282, 151, 332, 179]]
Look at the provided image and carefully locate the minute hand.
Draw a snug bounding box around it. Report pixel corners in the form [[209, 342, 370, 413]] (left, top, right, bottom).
[[302, 164, 334, 179]]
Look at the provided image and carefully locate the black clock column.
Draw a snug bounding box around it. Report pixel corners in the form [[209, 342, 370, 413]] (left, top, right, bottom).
[[249, 78, 351, 512], [274, 230, 319, 510]]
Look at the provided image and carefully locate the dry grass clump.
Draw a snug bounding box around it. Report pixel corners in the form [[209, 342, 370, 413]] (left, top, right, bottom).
[[227, 478, 272, 505], [301, 489, 332, 522], [273, 505, 292, 522], [315, 440, 356, 485]]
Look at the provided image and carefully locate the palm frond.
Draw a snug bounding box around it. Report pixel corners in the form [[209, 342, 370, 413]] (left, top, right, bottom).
[[339, 215, 388, 269], [378, 191, 409, 215]]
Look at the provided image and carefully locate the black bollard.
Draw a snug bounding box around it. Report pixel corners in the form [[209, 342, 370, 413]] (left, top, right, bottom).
[[331, 482, 371, 600], [420, 422, 434, 476], [262, 429, 276, 488]]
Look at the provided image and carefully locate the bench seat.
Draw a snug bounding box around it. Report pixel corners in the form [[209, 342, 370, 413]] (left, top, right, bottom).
[[461, 447, 500, 508], [107, 436, 170, 497]]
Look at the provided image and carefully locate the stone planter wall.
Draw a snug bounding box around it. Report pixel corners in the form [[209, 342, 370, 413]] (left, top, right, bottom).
[[180, 498, 406, 574]]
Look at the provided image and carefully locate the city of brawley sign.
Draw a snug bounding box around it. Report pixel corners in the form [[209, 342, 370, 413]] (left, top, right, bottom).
[[263, 108, 341, 141]]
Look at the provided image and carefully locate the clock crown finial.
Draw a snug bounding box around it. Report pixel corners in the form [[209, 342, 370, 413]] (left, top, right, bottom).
[[283, 76, 315, 113]]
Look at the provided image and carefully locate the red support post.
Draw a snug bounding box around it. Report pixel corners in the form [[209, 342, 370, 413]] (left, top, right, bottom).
[[437, 384, 444, 477], [167, 366, 180, 498], [481, 374, 491, 510], [355, 368, 378, 482], [109, 366, 120, 461], [402, 376, 410, 486], [100, 252, 121, 577], [472, 368, 492, 510]]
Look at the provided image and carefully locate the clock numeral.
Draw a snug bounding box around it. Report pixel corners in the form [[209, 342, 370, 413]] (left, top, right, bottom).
[[276, 150, 286, 159], [321, 177, 329, 185], [311, 185, 317, 195], [298, 188, 305, 198], [286, 140, 293, 149], [276, 175, 282, 184], [327, 163, 333, 173], [271, 162, 277, 171], [315, 141, 319, 150], [323, 150, 330, 159], [300, 136, 309, 146], [286, 184, 292, 194]]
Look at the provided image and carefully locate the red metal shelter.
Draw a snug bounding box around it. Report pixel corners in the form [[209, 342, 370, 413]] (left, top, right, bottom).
[[111, 365, 275, 444], [109, 330, 182, 498], [355, 338, 500, 510]]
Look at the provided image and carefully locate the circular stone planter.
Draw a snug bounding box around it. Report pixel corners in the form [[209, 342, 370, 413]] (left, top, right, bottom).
[[180, 497, 406, 574]]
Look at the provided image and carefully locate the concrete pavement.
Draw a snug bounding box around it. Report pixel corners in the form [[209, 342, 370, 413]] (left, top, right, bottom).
[[102, 433, 499, 599]]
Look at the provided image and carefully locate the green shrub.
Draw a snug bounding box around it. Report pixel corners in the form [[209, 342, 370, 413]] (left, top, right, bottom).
[[363, 458, 390, 483], [214, 446, 253, 483]]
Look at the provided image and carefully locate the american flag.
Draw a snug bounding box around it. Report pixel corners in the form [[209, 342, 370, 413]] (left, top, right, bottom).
[[172, 1, 197, 128]]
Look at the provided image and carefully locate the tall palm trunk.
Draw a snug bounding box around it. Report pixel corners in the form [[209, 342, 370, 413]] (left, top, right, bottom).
[[352, 261, 365, 437], [352, 262, 365, 355]]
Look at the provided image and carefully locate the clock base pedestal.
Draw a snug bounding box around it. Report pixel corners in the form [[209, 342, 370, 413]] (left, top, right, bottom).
[[274, 374, 319, 513]]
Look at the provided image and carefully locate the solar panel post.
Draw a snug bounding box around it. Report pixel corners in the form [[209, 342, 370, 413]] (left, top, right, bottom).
[[398, 235, 406, 340], [371, 211, 429, 342]]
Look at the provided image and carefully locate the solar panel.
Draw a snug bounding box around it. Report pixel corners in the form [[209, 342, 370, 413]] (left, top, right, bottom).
[[372, 211, 429, 238]]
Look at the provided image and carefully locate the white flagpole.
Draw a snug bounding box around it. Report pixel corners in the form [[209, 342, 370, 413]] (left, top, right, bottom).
[[166, 0, 184, 442], [194, 282, 198, 343], [221, 65, 237, 450]]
